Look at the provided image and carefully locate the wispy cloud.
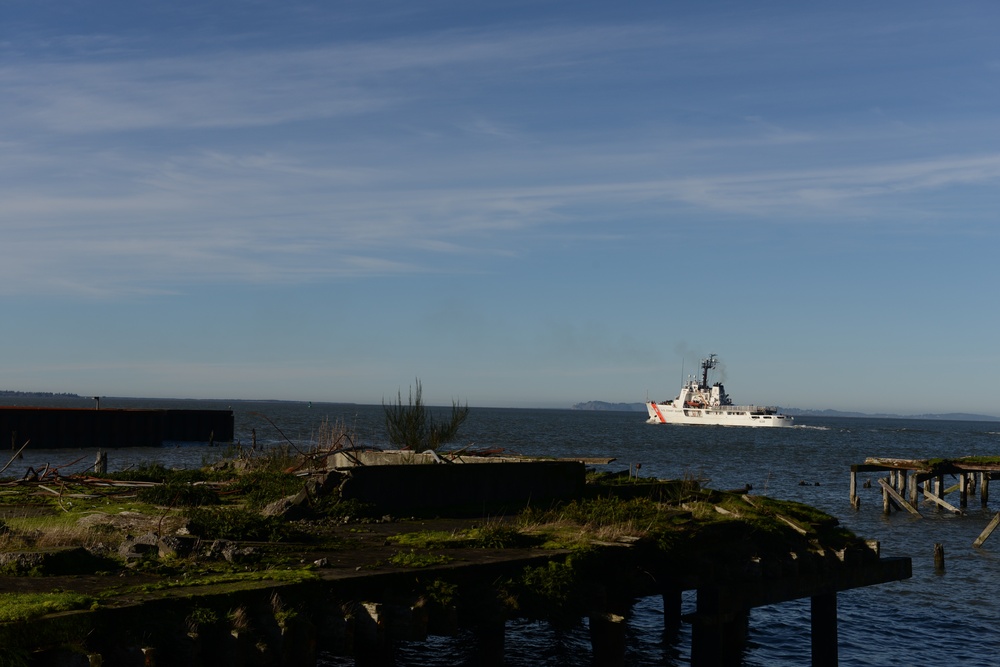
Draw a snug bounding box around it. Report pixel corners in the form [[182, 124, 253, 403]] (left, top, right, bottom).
[[0, 23, 663, 134], [3, 13, 999, 298]]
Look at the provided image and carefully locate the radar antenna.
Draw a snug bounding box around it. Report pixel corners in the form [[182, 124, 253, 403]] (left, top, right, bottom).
[[700, 354, 719, 389]]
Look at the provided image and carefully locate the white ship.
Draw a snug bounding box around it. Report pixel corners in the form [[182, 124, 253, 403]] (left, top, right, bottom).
[[646, 354, 793, 427]]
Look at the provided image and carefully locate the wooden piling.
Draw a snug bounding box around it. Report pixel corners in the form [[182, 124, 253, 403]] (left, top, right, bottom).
[[590, 611, 627, 667], [849, 471, 859, 509], [810, 593, 838, 667], [933, 543, 945, 573], [472, 614, 506, 667], [691, 587, 749, 666]]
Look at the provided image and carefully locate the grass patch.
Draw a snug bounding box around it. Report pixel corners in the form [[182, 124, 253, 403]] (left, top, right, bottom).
[[388, 521, 539, 550]]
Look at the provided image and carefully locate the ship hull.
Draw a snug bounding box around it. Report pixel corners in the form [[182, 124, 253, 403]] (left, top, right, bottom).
[[645, 402, 793, 427]]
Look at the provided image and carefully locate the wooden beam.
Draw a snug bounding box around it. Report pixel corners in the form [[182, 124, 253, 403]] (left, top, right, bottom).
[[877, 479, 921, 517], [973, 513, 1000, 548], [922, 485, 963, 515]]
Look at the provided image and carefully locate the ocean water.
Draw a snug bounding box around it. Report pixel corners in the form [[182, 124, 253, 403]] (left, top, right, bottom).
[[6, 397, 1000, 665]]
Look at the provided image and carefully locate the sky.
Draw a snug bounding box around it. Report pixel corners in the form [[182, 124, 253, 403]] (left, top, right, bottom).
[[2, 1, 999, 415]]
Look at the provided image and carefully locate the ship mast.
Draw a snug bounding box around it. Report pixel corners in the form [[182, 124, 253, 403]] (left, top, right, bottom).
[[700, 354, 718, 389]]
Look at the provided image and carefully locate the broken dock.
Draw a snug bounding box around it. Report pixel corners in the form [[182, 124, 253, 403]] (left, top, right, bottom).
[[850, 457, 1000, 515], [0, 406, 234, 449]]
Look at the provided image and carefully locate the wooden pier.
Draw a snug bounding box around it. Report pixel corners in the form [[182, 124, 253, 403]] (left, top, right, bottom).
[[0, 406, 234, 449], [0, 533, 910, 667]]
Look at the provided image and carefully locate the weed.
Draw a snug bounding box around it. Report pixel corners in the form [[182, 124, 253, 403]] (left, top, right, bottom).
[[227, 470, 303, 509], [470, 521, 534, 548]]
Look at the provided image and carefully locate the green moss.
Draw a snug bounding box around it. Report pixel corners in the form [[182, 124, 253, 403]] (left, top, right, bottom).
[[386, 550, 452, 568], [0, 592, 95, 623]]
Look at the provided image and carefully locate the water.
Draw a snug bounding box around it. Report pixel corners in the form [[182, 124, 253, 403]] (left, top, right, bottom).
[[7, 397, 1000, 665]]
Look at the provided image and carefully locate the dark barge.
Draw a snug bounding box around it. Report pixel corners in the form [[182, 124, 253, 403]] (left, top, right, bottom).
[[0, 406, 234, 449]]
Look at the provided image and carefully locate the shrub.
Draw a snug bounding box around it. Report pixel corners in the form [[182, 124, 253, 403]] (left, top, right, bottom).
[[383, 378, 469, 451]]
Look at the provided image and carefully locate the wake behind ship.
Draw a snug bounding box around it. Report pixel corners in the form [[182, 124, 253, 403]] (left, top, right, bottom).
[[646, 354, 792, 427]]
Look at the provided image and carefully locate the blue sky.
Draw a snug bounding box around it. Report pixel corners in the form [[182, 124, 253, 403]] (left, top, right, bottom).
[[2, 1, 999, 415]]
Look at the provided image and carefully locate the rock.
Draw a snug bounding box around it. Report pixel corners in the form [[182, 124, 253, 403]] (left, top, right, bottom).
[[118, 540, 158, 561], [203, 539, 259, 563], [158, 535, 198, 559]]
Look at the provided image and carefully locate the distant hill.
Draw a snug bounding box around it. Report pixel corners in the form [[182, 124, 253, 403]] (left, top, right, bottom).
[[572, 402, 1000, 421], [0, 390, 81, 398]]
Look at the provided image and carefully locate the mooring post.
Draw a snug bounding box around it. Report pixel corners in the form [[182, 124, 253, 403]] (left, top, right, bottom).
[[810, 593, 838, 667], [94, 450, 108, 475], [849, 471, 859, 509], [960, 473, 969, 508], [908, 474, 919, 507], [934, 543, 945, 573]]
